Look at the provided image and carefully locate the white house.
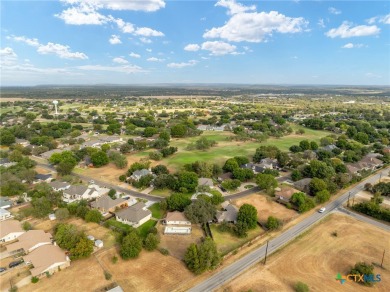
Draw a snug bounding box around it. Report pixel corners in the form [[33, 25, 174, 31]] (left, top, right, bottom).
[[0, 197, 12, 209], [0, 208, 13, 221], [165, 211, 191, 225], [0, 220, 25, 243], [6, 230, 52, 254], [130, 169, 152, 181], [23, 245, 70, 278], [62, 184, 109, 203], [49, 181, 71, 192], [115, 202, 151, 228]]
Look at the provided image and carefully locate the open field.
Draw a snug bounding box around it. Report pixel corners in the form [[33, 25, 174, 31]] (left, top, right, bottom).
[[158, 223, 204, 260], [98, 247, 195, 292], [218, 213, 390, 292], [232, 194, 298, 225], [210, 224, 264, 255], [18, 255, 108, 292], [148, 202, 164, 219]]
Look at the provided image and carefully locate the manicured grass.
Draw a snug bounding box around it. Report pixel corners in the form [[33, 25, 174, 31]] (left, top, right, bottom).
[[137, 220, 157, 238], [210, 224, 264, 255], [131, 127, 332, 172], [149, 188, 172, 197], [148, 203, 164, 219]]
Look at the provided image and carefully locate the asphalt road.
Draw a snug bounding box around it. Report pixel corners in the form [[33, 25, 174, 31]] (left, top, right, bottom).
[[337, 206, 390, 232], [189, 168, 389, 292]]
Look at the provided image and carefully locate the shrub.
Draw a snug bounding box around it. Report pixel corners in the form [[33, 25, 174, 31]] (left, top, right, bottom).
[[31, 276, 39, 283], [331, 231, 338, 237], [159, 247, 170, 256], [112, 256, 118, 264], [294, 281, 309, 292], [104, 271, 112, 280]]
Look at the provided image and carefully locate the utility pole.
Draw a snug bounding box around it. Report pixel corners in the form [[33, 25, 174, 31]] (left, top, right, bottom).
[[352, 196, 355, 206], [263, 240, 269, 265], [381, 249, 385, 268]]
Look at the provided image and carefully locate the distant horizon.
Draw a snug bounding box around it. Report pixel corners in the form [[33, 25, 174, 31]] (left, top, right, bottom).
[[1, 1, 389, 86]]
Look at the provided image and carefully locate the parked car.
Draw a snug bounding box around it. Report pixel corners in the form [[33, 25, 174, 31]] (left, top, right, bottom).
[[318, 207, 326, 213], [0, 267, 6, 273], [9, 260, 23, 269]]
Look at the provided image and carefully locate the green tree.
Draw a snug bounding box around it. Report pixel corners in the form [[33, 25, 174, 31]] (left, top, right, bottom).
[[31, 197, 52, 218], [223, 158, 239, 172], [177, 171, 198, 192], [294, 281, 309, 292], [159, 130, 171, 141], [108, 189, 116, 199], [151, 165, 169, 175], [70, 236, 94, 260], [233, 168, 254, 182], [299, 140, 310, 151], [315, 190, 331, 204], [120, 232, 143, 259], [144, 127, 158, 137], [184, 199, 216, 224], [309, 178, 328, 196], [55, 208, 70, 221], [144, 233, 160, 251], [234, 221, 248, 238], [350, 262, 375, 286], [276, 152, 290, 168], [237, 204, 258, 229], [221, 179, 241, 191], [184, 243, 200, 274], [255, 173, 278, 192], [91, 151, 109, 167], [166, 194, 192, 211], [266, 216, 282, 230], [170, 124, 187, 138], [184, 238, 220, 274], [55, 224, 82, 250], [85, 209, 103, 223]]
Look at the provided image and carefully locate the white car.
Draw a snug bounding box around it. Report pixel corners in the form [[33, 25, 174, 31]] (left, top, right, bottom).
[[318, 207, 326, 213]]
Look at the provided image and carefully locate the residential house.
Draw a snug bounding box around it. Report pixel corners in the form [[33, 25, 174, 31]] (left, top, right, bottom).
[[0, 208, 13, 221], [293, 178, 312, 194], [275, 185, 301, 202], [198, 178, 214, 188], [15, 139, 30, 147], [0, 158, 17, 168], [91, 195, 127, 213], [346, 155, 384, 175], [321, 144, 338, 152], [165, 211, 191, 225], [115, 202, 152, 228], [49, 181, 71, 192], [217, 172, 233, 182], [62, 185, 109, 203], [215, 202, 238, 224], [40, 149, 62, 160], [34, 174, 53, 184], [81, 139, 102, 149], [241, 163, 265, 174], [23, 245, 70, 278], [0, 197, 12, 209], [259, 158, 279, 169], [0, 220, 24, 243], [130, 169, 152, 181], [99, 136, 123, 144], [6, 230, 52, 254]]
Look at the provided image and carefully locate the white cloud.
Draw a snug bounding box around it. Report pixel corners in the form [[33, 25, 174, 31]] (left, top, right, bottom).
[[366, 14, 390, 25], [37, 43, 88, 59], [365, 72, 382, 78], [109, 35, 122, 44], [342, 43, 364, 49], [134, 27, 164, 37], [318, 18, 325, 28], [328, 7, 341, 15], [201, 41, 237, 55], [146, 48, 152, 52], [55, 3, 108, 25], [184, 44, 201, 51], [203, 10, 308, 43], [147, 57, 165, 62], [129, 52, 141, 58], [8, 35, 39, 47], [0, 47, 17, 58], [9, 35, 88, 60], [60, 0, 165, 12], [140, 37, 152, 44], [114, 18, 135, 33], [215, 0, 256, 15], [167, 60, 198, 68], [326, 22, 380, 38], [381, 14, 390, 24], [113, 57, 128, 64], [76, 64, 144, 74]]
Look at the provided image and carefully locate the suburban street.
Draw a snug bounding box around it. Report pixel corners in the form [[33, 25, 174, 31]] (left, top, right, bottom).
[[189, 168, 389, 292]]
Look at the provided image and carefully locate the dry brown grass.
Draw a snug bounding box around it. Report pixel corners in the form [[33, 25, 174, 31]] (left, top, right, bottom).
[[218, 213, 390, 292], [158, 223, 204, 260], [232, 194, 298, 225], [97, 247, 195, 292]]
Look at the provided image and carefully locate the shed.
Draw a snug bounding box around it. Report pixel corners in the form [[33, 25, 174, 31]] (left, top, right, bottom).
[[48, 214, 56, 221], [95, 239, 103, 248], [87, 235, 95, 241]]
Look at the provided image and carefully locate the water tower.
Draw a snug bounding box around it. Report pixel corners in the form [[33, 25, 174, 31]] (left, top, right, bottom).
[[53, 100, 59, 115]]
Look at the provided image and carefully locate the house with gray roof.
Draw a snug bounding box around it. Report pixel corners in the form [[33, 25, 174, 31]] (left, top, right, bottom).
[[91, 195, 127, 213], [198, 178, 214, 188], [34, 173, 53, 184], [130, 169, 152, 181], [49, 181, 71, 192], [115, 202, 152, 227], [0, 158, 17, 168], [0, 197, 12, 209], [216, 202, 238, 224], [62, 184, 109, 203], [293, 178, 312, 194]]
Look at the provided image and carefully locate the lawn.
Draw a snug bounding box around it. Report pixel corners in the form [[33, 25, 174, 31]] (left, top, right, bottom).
[[148, 202, 164, 219], [132, 127, 331, 172], [137, 220, 157, 238], [210, 224, 264, 255], [150, 188, 172, 197]]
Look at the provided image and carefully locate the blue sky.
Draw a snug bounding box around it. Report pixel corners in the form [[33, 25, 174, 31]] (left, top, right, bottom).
[[1, 0, 389, 86]]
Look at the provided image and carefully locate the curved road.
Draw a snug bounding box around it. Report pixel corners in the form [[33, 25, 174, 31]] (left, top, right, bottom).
[[189, 168, 389, 292]]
